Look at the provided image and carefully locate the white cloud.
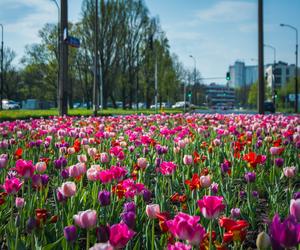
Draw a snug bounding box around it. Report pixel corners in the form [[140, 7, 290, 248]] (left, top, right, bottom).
[[197, 1, 256, 22]]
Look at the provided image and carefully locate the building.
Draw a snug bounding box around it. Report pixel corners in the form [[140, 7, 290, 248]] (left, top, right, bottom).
[[229, 61, 258, 88], [205, 83, 235, 108], [265, 61, 296, 89], [229, 60, 297, 89]]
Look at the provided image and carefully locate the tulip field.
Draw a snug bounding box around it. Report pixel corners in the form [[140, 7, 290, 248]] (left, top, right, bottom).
[[0, 114, 299, 250]]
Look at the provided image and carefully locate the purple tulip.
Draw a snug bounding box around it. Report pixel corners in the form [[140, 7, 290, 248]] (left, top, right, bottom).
[[64, 225, 77, 242], [252, 191, 259, 198], [142, 189, 152, 202], [244, 172, 256, 183], [121, 211, 136, 229], [274, 158, 284, 167], [56, 189, 67, 203], [240, 191, 246, 199], [96, 225, 110, 243], [269, 214, 300, 249], [293, 192, 300, 200], [54, 157, 67, 169], [61, 169, 69, 179], [98, 190, 111, 206], [26, 217, 37, 233], [123, 202, 136, 213], [211, 182, 219, 194]]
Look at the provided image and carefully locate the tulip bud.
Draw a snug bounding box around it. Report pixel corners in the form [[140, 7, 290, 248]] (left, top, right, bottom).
[[96, 225, 110, 243], [200, 175, 211, 188], [146, 204, 160, 219], [290, 199, 300, 222], [98, 190, 111, 206], [64, 225, 77, 242], [183, 155, 193, 165], [256, 232, 271, 250], [142, 189, 152, 202], [15, 197, 25, 208]]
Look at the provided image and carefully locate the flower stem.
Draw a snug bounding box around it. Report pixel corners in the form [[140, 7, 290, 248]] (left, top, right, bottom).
[[86, 230, 90, 250], [151, 220, 155, 250], [209, 219, 212, 250]]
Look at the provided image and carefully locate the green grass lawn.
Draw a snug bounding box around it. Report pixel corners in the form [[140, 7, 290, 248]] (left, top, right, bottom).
[[0, 108, 183, 121]]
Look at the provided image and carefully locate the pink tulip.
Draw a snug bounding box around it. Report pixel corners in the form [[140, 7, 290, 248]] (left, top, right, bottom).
[[0, 154, 8, 169], [166, 212, 206, 246], [137, 157, 148, 169], [67, 147, 76, 155], [35, 161, 47, 173], [100, 153, 109, 163], [73, 209, 97, 229], [3, 177, 23, 194], [77, 154, 87, 163], [87, 148, 97, 157], [69, 163, 86, 178], [197, 196, 225, 219], [89, 242, 114, 250], [200, 175, 211, 188], [15, 197, 25, 208], [87, 165, 100, 181], [283, 167, 296, 178], [183, 155, 193, 165], [58, 182, 76, 197], [109, 223, 135, 249], [146, 204, 160, 219], [290, 199, 300, 222], [167, 242, 192, 250], [14, 159, 35, 178]]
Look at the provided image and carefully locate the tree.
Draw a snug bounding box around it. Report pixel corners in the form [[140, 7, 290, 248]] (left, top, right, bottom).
[[248, 80, 271, 108]]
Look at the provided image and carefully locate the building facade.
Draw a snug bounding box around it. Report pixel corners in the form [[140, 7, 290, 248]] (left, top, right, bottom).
[[229, 60, 297, 89], [205, 83, 235, 108]]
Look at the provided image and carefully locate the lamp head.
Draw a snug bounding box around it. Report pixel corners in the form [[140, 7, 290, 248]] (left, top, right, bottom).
[[280, 23, 285, 27]]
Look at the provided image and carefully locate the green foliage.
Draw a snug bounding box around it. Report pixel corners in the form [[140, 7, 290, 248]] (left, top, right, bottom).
[[248, 80, 271, 107]]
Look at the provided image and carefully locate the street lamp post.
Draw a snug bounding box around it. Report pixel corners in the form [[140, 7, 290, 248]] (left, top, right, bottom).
[[189, 55, 196, 104], [0, 24, 3, 110], [258, 0, 264, 114], [280, 23, 298, 113], [264, 44, 276, 106], [50, 0, 60, 109], [93, 0, 99, 116]]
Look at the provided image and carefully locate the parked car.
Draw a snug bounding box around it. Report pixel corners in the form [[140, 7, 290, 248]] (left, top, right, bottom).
[[150, 102, 167, 109], [2, 100, 20, 110], [172, 101, 191, 109], [264, 101, 275, 113]]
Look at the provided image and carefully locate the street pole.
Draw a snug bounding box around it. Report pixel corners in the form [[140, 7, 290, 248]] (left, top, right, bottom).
[[280, 23, 298, 113], [155, 54, 158, 113], [183, 82, 186, 113], [258, 0, 264, 114], [50, 0, 60, 108], [59, 0, 68, 116], [93, 0, 99, 116], [264, 44, 276, 106], [136, 43, 139, 111], [0, 24, 3, 110]]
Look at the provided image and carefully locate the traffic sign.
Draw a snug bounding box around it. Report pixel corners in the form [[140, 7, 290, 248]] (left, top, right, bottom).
[[67, 36, 80, 48]]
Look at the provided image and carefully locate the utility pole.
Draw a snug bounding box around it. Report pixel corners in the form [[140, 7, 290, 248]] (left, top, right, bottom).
[[136, 43, 139, 111], [258, 0, 264, 114], [0, 24, 3, 110], [59, 0, 68, 116], [93, 0, 99, 116]]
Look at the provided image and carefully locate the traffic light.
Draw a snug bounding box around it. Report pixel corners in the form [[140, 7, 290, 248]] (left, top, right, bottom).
[[188, 91, 192, 98], [274, 90, 278, 98], [226, 72, 231, 81]]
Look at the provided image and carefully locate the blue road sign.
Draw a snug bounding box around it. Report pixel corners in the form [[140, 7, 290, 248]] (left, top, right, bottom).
[[67, 36, 80, 48]]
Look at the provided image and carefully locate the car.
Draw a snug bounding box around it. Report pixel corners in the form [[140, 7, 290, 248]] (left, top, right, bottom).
[[172, 101, 190, 109], [2, 100, 20, 110], [264, 101, 275, 113], [150, 102, 166, 109]]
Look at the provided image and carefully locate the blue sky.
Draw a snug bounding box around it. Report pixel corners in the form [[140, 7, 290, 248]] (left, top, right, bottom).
[[0, 0, 299, 84]]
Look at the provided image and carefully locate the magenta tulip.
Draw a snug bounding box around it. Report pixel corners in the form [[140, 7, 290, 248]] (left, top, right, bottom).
[[197, 196, 225, 219], [109, 223, 135, 249], [166, 212, 206, 246], [290, 199, 300, 222], [3, 177, 23, 194]]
